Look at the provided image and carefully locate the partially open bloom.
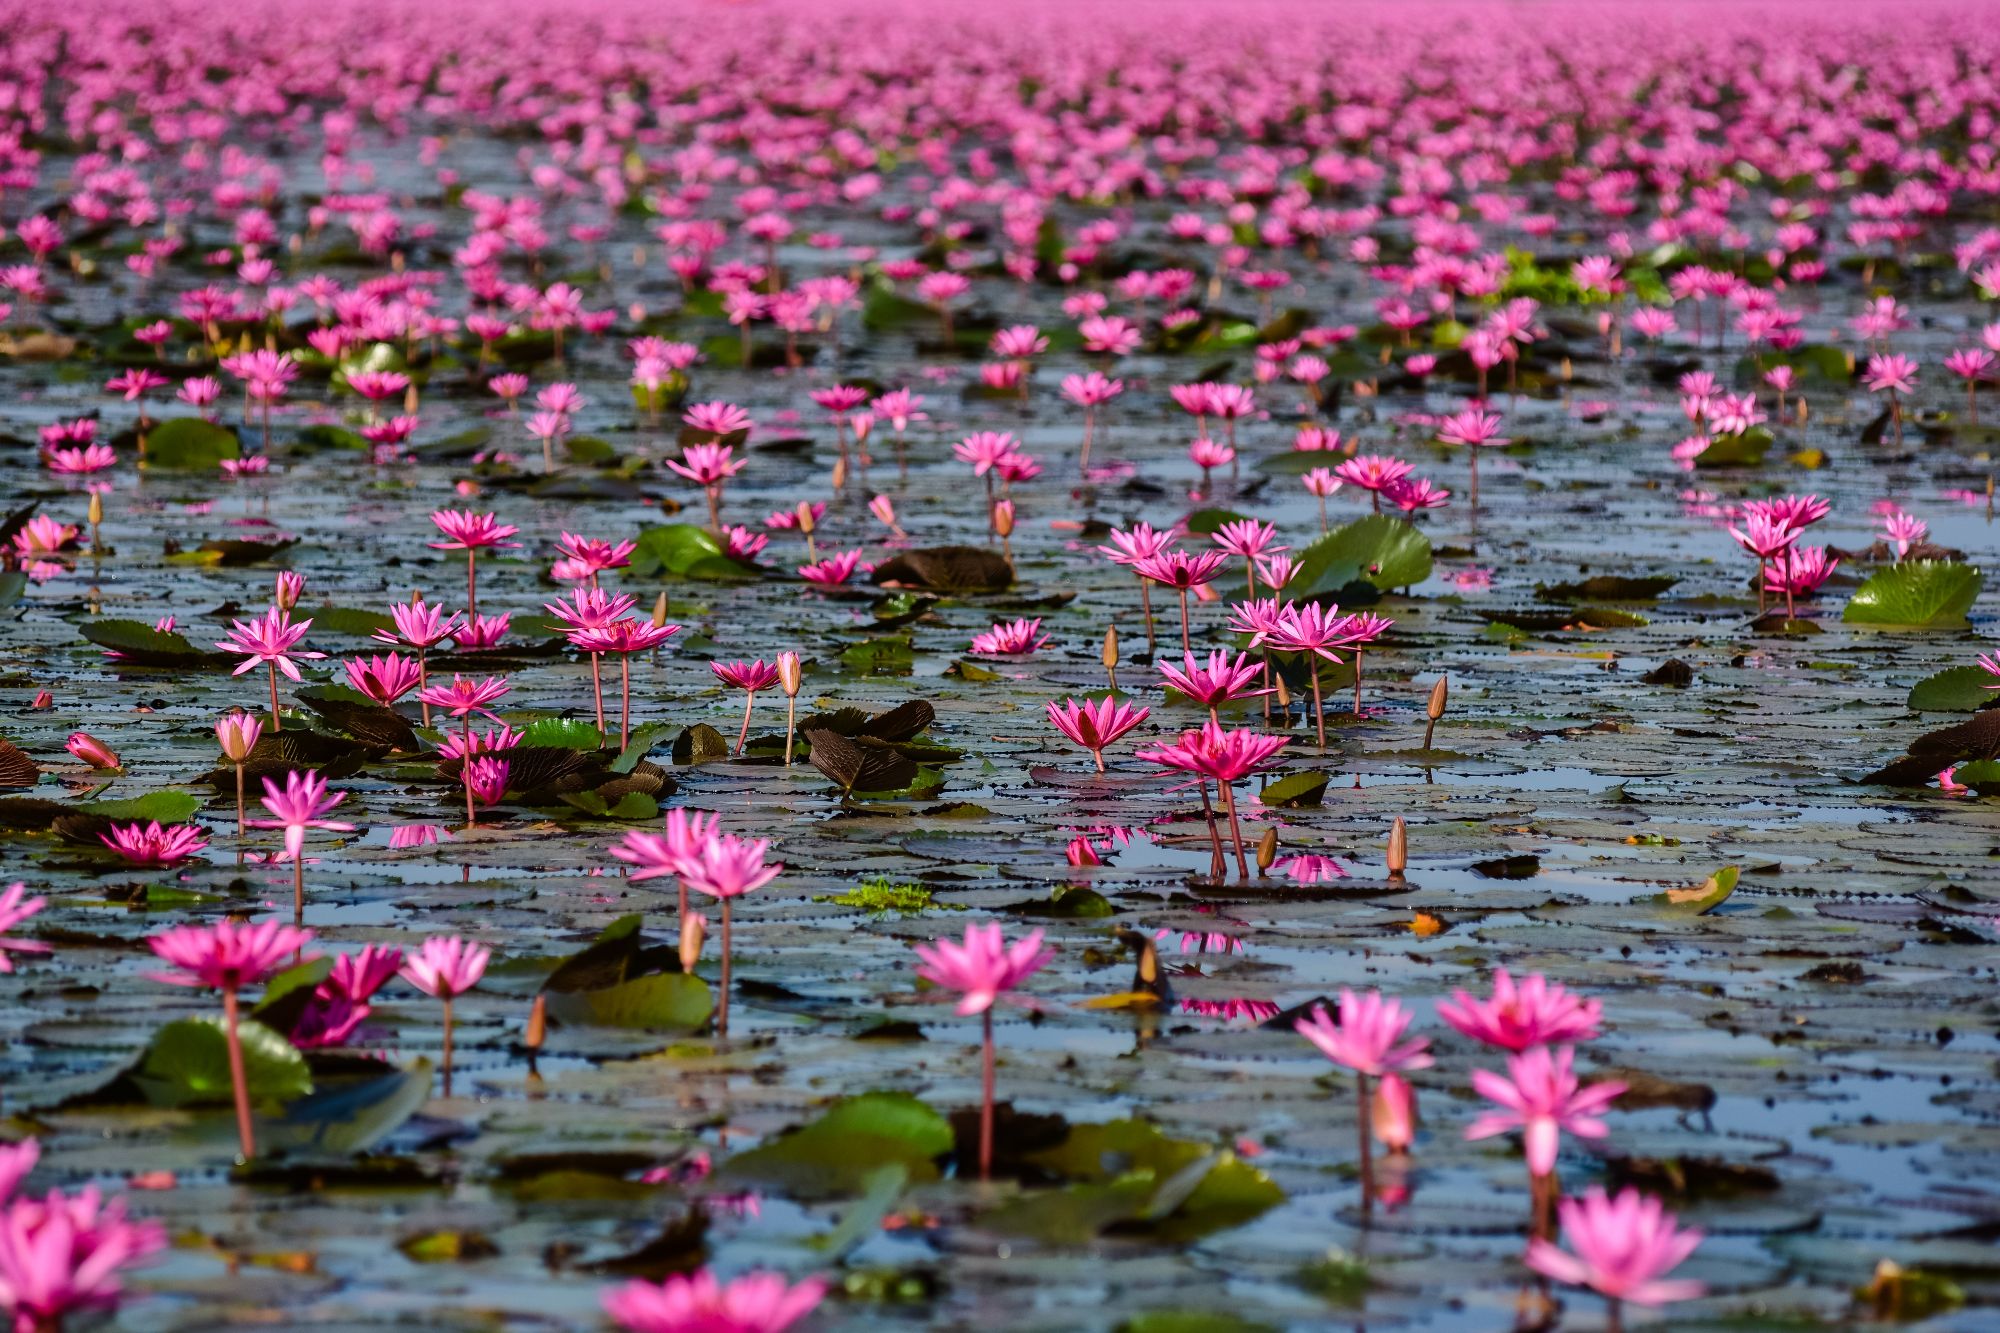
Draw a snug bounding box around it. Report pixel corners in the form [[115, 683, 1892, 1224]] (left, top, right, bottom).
[[400, 935, 491, 999], [711, 660, 781, 693], [603, 1269, 826, 1333], [100, 821, 209, 866], [914, 921, 1054, 1015], [664, 442, 746, 487], [1465, 1045, 1626, 1175], [1130, 549, 1229, 591], [1294, 989, 1433, 1077], [216, 704, 264, 756], [0, 883, 49, 973], [1437, 969, 1603, 1051], [1525, 1188, 1705, 1307]]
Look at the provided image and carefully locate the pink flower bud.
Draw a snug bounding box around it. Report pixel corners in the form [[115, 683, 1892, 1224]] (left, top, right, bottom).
[[679, 911, 708, 973], [65, 731, 121, 770], [776, 649, 802, 697], [274, 570, 305, 611]]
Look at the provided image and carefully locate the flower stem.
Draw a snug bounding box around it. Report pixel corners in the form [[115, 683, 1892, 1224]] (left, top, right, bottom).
[[267, 661, 282, 732], [292, 856, 304, 927], [441, 995, 454, 1098], [223, 985, 256, 1161], [718, 898, 733, 1037], [1219, 780, 1250, 880], [619, 654, 632, 750], [736, 692, 754, 755], [590, 653, 605, 734], [1357, 1072, 1375, 1220], [981, 1007, 996, 1181], [466, 550, 478, 620]]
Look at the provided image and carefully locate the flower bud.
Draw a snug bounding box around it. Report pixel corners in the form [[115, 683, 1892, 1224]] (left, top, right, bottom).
[[776, 649, 802, 697], [66, 731, 121, 770], [1255, 826, 1278, 871], [274, 570, 305, 611], [29, 690, 52, 710], [87, 491, 103, 527], [1374, 1074, 1416, 1152], [1387, 816, 1408, 876], [524, 993, 547, 1050], [215, 710, 263, 762], [868, 494, 895, 527], [1101, 625, 1119, 671], [679, 911, 708, 973], [992, 498, 1015, 537], [1426, 675, 1449, 721], [795, 500, 816, 534], [851, 412, 873, 444]]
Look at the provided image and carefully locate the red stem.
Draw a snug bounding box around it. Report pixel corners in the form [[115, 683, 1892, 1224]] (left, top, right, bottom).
[[223, 986, 256, 1161]]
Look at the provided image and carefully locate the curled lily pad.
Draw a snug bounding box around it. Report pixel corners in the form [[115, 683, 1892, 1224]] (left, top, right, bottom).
[[1650, 865, 1739, 914]]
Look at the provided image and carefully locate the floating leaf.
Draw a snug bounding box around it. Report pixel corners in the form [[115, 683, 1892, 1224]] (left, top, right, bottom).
[[262, 1061, 434, 1158], [131, 1017, 312, 1109], [141, 417, 240, 469], [543, 971, 711, 1031], [718, 1092, 952, 1199], [629, 524, 756, 581], [1259, 771, 1328, 808], [1537, 575, 1678, 602], [1652, 865, 1739, 915], [1907, 665, 1999, 712], [519, 717, 606, 750], [79, 619, 220, 667], [870, 546, 1014, 593], [81, 790, 202, 823], [1291, 515, 1432, 596], [307, 605, 397, 637], [1184, 509, 1252, 536], [1842, 561, 1983, 628], [1690, 427, 1773, 468]]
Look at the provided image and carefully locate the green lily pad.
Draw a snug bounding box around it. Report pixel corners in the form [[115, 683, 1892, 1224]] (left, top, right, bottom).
[[543, 971, 711, 1031], [718, 1092, 953, 1199], [141, 417, 241, 470], [131, 1016, 312, 1110], [1260, 771, 1329, 808], [1291, 515, 1432, 596], [629, 524, 757, 581], [519, 717, 606, 750], [1843, 561, 1984, 628], [81, 790, 203, 823], [1907, 665, 1999, 712]]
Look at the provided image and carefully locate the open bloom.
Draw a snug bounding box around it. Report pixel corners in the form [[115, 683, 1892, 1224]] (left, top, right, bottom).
[[1157, 650, 1266, 709], [247, 769, 356, 861], [1465, 1045, 1626, 1176], [0, 1183, 167, 1331], [970, 618, 1050, 656], [914, 921, 1054, 1015], [419, 674, 511, 720], [1526, 1188, 1705, 1307], [1046, 697, 1150, 769], [148, 919, 314, 989], [216, 605, 323, 680], [603, 1269, 826, 1333], [344, 652, 423, 705], [428, 509, 519, 551], [681, 833, 783, 900], [100, 822, 209, 866], [1294, 989, 1433, 1077], [1437, 969, 1602, 1051], [609, 809, 723, 881], [665, 442, 746, 487], [400, 935, 491, 999], [798, 549, 863, 586]]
